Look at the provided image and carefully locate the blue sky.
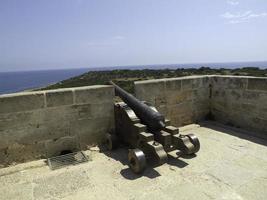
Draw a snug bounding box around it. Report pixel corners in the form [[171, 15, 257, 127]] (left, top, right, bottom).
[[0, 0, 267, 71]]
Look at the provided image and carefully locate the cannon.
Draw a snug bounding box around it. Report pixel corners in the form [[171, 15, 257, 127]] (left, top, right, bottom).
[[104, 81, 200, 173]]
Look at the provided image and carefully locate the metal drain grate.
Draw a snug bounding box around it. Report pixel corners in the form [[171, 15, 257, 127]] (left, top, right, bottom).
[[47, 151, 88, 170]]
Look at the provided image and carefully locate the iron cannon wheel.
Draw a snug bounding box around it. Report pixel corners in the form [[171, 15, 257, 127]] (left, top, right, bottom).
[[128, 149, 146, 174], [186, 134, 200, 153], [105, 133, 119, 150]]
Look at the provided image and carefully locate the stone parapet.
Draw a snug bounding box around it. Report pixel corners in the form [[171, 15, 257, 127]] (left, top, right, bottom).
[[1, 75, 266, 166], [211, 76, 267, 135], [135, 76, 211, 127], [0, 85, 114, 166], [135, 75, 267, 136]]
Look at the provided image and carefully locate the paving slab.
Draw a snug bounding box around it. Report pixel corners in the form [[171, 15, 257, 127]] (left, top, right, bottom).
[[0, 123, 266, 200]]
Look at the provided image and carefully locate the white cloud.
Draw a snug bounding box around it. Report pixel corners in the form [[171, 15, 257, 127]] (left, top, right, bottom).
[[227, 1, 239, 6], [221, 11, 267, 24]]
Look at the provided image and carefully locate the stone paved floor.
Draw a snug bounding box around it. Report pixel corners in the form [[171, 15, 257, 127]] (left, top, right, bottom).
[[0, 123, 267, 200]]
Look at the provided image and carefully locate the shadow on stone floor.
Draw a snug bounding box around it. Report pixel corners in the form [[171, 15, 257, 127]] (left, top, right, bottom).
[[120, 167, 161, 180], [100, 145, 192, 180], [167, 156, 189, 168], [199, 121, 267, 147], [99, 147, 160, 179]]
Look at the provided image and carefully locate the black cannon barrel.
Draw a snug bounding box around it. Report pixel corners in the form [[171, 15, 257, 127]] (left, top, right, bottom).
[[110, 81, 165, 131]]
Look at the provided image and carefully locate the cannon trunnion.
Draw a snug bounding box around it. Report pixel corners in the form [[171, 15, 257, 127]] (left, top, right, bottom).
[[105, 82, 200, 174]]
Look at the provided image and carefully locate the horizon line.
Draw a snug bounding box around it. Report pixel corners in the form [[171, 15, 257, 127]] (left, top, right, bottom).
[[1, 60, 267, 73]]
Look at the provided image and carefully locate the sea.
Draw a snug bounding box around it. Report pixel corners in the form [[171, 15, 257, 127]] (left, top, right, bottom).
[[0, 61, 266, 95]]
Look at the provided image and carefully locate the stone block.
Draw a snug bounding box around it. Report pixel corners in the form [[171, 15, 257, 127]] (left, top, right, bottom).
[[90, 102, 114, 119], [71, 117, 114, 149], [228, 89, 243, 101], [38, 106, 77, 122], [192, 88, 210, 101], [241, 103, 256, 113], [156, 104, 168, 116], [179, 113, 194, 125], [211, 100, 228, 112], [165, 78, 181, 91], [72, 104, 92, 119], [212, 88, 226, 98], [181, 77, 207, 91], [0, 110, 40, 131], [181, 78, 194, 91], [166, 90, 193, 105], [20, 120, 72, 144], [154, 94, 167, 107], [247, 78, 267, 91], [192, 77, 206, 89], [167, 103, 193, 117], [46, 89, 73, 107], [135, 79, 165, 98], [0, 92, 45, 113], [192, 100, 210, 111], [170, 116, 181, 127], [213, 76, 248, 90], [73, 102, 114, 120], [74, 85, 114, 104]]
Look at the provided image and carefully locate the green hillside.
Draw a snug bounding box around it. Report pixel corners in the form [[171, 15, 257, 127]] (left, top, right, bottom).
[[40, 67, 267, 93]]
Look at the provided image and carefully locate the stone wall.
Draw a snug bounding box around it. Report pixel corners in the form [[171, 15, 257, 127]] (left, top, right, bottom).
[[134, 75, 267, 136], [211, 76, 267, 135], [135, 76, 211, 127], [0, 85, 114, 166], [1, 75, 266, 166]]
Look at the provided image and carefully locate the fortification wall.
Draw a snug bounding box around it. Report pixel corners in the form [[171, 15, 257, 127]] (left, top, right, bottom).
[[211, 76, 267, 135], [134, 76, 211, 127], [0, 75, 266, 166], [0, 85, 114, 166], [134, 75, 267, 136]]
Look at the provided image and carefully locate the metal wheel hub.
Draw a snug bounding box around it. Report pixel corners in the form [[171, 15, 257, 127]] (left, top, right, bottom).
[[128, 149, 146, 174]]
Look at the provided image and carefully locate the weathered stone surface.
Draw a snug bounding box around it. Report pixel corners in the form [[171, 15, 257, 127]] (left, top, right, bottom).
[[74, 85, 114, 104], [248, 78, 267, 91], [165, 78, 181, 91], [1, 124, 267, 200], [33, 169, 92, 200], [1, 75, 267, 166], [0, 110, 40, 131], [0, 92, 45, 113], [181, 78, 194, 91], [3, 142, 46, 165], [135, 79, 166, 105], [212, 76, 248, 89], [211, 77, 267, 134], [72, 117, 114, 149], [46, 89, 73, 107], [0, 85, 114, 165]]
